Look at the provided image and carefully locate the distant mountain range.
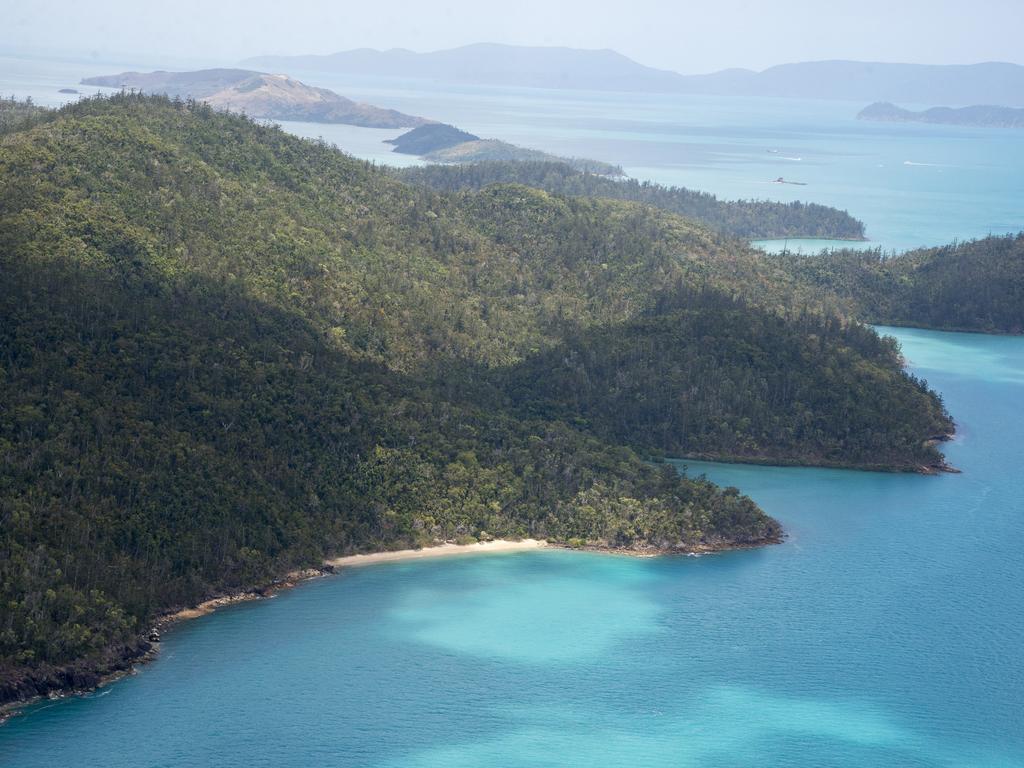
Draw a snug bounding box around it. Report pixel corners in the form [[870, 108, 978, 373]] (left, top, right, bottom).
[[81, 68, 427, 128], [243, 44, 684, 92], [242, 44, 1024, 106], [858, 101, 1024, 129], [674, 61, 1024, 106]]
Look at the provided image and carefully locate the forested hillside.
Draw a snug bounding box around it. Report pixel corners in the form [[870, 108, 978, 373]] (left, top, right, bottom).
[[776, 235, 1024, 333], [0, 94, 949, 703], [395, 160, 866, 240]]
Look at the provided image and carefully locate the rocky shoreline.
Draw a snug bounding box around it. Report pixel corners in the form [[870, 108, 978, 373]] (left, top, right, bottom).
[[921, 433, 961, 474], [0, 566, 335, 723], [670, 448, 959, 475]]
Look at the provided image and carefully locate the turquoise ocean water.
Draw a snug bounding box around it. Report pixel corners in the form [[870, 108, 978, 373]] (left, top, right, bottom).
[[2, 53, 1024, 765]]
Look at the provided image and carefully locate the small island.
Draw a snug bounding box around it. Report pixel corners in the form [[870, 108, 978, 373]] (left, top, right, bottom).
[[58, 88, 79, 94], [386, 122, 622, 175], [857, 101, 1024, 129], [386, 122, 478, 154], [81, 68, 428, 128]]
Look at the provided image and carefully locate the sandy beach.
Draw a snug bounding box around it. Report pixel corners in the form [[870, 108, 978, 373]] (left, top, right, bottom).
[[161, 541, 546, 625], [325, 538, 548, 568]]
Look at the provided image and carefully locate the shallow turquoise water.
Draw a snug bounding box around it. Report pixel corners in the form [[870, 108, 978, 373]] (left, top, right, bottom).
[[2, 327, 1023, 766]]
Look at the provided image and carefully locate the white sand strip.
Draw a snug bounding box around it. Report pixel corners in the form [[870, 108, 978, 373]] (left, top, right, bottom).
[[325, 538, 548, 568]]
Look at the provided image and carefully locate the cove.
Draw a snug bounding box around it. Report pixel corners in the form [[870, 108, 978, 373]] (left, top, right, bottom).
[[1, 326, 1022, 767]]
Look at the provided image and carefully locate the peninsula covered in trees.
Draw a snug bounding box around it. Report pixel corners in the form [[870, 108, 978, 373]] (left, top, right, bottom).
[[396, 160, 865, 240], [81, 68, 428, 128], [775, 234, 1024, 333], [0, 95, 953, 706]]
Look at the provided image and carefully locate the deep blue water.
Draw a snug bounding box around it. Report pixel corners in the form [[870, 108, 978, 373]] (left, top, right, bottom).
[[2, 329, 1023, 766]]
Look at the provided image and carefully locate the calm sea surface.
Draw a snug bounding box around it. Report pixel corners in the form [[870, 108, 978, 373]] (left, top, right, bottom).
[[2, 54, 1023, 766]]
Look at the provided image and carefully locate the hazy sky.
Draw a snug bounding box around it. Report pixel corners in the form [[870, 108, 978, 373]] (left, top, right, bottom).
[[3, 0, 1022, 73]]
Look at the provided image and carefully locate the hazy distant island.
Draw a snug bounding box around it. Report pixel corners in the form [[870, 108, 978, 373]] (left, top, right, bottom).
[[386, 123, 622, 175], [243, 44, 1024, 105], [81, 68, 428, 128], [857, 101, 1024, 129]]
